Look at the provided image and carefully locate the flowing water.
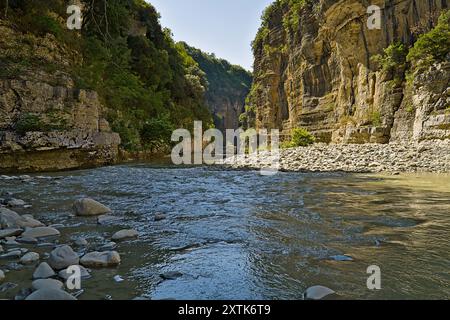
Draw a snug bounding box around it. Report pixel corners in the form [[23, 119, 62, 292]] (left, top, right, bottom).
[[0, 163, 449, 300]]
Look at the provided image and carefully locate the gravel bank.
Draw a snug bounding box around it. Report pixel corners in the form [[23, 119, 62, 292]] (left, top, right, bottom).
[[220, 140, 450, 173]]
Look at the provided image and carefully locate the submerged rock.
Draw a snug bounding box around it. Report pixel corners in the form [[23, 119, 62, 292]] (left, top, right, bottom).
[[80, 251, 121, 268], [329, 255, 354, 262], [48, 245, 80, 270], [154, 213, 167, 221], [304, 286, 336, 300], [97, 215, 121, 225], [25, 288, 77, 300], [33, 262, 56, 280], [22, 227, 60, 239], [74, 198, 111, 216], [111, 229, 139, 241], [20, 252, 40, 265], [160, 271, 183, 280], [58, 265, 91, 280]]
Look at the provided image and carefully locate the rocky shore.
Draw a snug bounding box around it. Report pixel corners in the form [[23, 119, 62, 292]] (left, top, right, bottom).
[[0, 193, 140, 300], [220, 140, 450, 173]]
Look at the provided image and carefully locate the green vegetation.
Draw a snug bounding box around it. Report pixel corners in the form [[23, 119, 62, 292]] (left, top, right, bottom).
[[370, 111, 382, 127], [1, 0, 214, 151], [371, 42, 408, 72], [281, 127, 315, 148], [371, 10, 449, 84], [182, 43, 252, 130], [252, 0, 311, 53], [407, 10, 450, 71], [15, 112, 68, 135]]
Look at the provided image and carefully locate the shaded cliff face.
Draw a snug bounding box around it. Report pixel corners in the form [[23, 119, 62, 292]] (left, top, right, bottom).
[[0, 21, 120, 172], [183, 44, 252, 131], [249, 0, 450, 143]]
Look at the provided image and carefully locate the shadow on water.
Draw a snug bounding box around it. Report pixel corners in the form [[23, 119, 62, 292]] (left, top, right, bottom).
[[0, 164, 449, 300]]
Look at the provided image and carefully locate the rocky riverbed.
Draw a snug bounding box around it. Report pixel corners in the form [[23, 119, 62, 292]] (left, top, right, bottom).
[[0, 189, 142, 300], [220, 140, 450, 173]]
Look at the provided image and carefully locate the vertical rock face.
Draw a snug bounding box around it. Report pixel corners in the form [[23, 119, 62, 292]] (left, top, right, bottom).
[[0, 21, 120, 173], [249, 0, 450, 143]]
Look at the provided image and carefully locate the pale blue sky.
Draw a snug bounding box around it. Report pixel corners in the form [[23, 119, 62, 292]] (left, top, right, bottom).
[[148, 0, 274, 70]]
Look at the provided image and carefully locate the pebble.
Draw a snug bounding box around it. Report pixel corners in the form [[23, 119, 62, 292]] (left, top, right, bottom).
[[74, 238, 88, 246], [73, 198, 111, 216], [33, 262, 56, 279], [20, 252, 40, 265], [21, 227, 60, 239], [80, 251, 121, 268], [31, 278, 64, 291], [99, 241, 117, 251], [48, 245, 80, 270], [111, 229, 139, 241], [25, 288, 77, 300], [304, 286, 336, 300]]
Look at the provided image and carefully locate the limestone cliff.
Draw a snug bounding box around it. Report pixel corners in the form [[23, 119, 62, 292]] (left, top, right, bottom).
[[0, 21, 120, 172], [248, 0, 450, 143]]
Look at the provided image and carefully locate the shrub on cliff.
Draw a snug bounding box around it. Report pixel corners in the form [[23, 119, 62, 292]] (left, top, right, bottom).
[[407, 10, 450, 70], [282, 128, 315, 148]]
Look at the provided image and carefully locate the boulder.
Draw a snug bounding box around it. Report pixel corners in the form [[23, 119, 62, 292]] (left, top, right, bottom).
[[111, 229, 139, 241], [0, 228, 23, 239], [21, 227, 60, 239], [25, 288, 77, 300], [304, 286, 336, 300], [80, 251, 121, 268], [73, 198, 111, 216], [21, 215, 45, 228], [33, 262, 56, 280], [20, 252, 40, 265], [31, 279, 64, 291], [6, 198, 26, 207], [0, 208, 29, 228], [48, 245, 80, 270], [154, 213, 167, 221]]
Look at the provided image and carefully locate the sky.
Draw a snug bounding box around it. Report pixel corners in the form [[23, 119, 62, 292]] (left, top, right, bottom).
[[148, 0, 274, 70]]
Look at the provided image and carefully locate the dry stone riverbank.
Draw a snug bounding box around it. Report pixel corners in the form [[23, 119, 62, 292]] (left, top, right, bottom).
[[220, 140, 450, 174]]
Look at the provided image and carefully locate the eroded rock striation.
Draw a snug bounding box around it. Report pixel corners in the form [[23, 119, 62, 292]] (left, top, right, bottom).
[[247, 0, 450, 144]]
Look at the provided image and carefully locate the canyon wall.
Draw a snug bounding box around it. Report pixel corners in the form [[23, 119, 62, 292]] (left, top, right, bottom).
[[0, 21, 120, 173], [248, 0, 450, 143]]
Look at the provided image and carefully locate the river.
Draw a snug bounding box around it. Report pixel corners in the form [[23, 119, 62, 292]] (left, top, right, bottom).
[[0, 163, 449, 300]]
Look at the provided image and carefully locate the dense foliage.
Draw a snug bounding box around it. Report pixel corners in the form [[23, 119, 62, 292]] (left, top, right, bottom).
[[182, 43, 252, 129], [1, 0, 213, 151]]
